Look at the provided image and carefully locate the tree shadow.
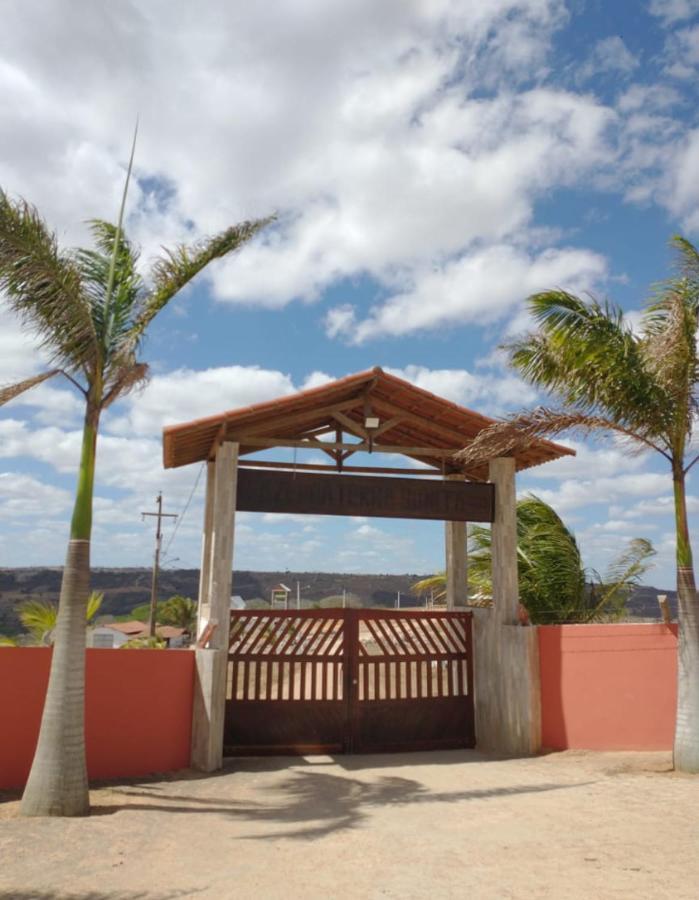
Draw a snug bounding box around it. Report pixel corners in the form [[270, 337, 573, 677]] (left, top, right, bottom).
[[94, 769, 596, 841]]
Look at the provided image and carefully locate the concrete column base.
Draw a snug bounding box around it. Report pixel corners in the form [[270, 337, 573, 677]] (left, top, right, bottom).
[[473, 610, 541, 755], [190, 648, 228, 772]]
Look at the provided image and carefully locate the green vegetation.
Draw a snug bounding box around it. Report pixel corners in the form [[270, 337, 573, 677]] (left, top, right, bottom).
[[414, 496, 655, 623], [129, 595, 196, 632], [460, 236, 699, 772], [319, 594, 361, 608], [0, 149, 271, 815], [17, 593, 103, 645], [120, 636, 166, 650]]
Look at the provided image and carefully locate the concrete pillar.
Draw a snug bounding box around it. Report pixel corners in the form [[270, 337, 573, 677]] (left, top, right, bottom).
[[490, 458, 518, 625], [191, 441, 238, 772], [196, 460, 216, 640], [444, 476, 468, 609], [207, 441, 238, 652], [473, 457, 541, 755]]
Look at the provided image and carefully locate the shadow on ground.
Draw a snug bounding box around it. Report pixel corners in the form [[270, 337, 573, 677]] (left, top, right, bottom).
[[94, 768, 595, 840], [0, 892, 201, 900]]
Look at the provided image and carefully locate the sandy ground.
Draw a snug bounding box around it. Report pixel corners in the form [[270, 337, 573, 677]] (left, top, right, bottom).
[[0, 750, 697, 900]]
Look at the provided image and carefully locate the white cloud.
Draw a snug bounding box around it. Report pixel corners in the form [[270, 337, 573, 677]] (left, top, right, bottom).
[[525, 440, 651, 481], [329, 243, 607, 343], [661, 23, 699, 79], [384, 364, 538, 414], [648, 0, 699, 25], [0, 472, 72, 519], [107, 365, 297, 437], [530, 472, 670, 513], [0, 2, 572, 304], [617, 83, 683, 113], [578, 36, 639, 82], [661, 128, 699, 231]]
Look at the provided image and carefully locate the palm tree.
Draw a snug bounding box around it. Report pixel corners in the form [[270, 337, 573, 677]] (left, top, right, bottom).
[[18, 592, 103, 645], [413, 495, 655, 623], [158, 595, 197, 633], [459, 236, 699, 772], [0, 153, 270, 814]]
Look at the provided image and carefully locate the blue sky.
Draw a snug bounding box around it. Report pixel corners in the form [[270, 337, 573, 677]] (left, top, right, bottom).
[[1, 0, 699, 588]]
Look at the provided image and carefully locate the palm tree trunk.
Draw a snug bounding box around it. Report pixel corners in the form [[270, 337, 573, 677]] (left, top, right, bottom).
[[20, 407, 99, 816], [672, 464, 699, 773]]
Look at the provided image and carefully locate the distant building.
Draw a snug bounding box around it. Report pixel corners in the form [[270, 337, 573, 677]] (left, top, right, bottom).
[[270, 583, 291, 608], [88, 621, 188, 648]]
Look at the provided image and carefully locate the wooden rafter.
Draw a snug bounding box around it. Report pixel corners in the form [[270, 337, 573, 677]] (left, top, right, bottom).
[[232, 435, 459, 458], [238, 460, 446, 477], [332, 410, 367, 440]]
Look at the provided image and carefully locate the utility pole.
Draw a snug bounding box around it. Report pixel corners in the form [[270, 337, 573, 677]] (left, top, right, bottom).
[[142, 493, 178, 638]]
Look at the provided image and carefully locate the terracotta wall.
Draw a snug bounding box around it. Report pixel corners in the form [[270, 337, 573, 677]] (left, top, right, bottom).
[[0, 647, 194, 790], [538, 624, 678, 751]]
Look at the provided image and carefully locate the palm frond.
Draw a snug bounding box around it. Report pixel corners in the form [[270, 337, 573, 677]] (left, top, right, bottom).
[[0, 369, 60, 406], [670, 234, 699, 284], [585, 538, 656, 622], [0, 189, 96, 370], [18, 599, 57, 645], [466, 495, 587, 624], [86, 591, 103, 623], [74, 220, 144, 360], [129, 216, 274, 340], [507, 290, 668, 437], [458, 406, 670, 467], [102, 361, 149, 408], [412, 573, 447, 601]]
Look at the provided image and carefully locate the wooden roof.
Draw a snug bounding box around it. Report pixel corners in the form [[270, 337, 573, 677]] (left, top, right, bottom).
[[162, 367, 574, 480]]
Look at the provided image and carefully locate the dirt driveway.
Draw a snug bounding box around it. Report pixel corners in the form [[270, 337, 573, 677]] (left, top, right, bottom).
[[1, 750, 697, 900]]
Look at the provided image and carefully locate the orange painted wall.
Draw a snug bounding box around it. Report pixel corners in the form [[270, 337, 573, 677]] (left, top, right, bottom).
[[0, 647, 194, 790], [539, 624, 678, 751]]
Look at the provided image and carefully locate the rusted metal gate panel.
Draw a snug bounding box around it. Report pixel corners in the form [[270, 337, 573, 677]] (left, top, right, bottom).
[[353, 609, 474, 753], [225, 609, 348, 754], [224, 609, 474, 755]]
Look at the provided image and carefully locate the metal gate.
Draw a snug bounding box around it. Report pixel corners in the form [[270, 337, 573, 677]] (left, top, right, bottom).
[[224, 608, 475, 755]]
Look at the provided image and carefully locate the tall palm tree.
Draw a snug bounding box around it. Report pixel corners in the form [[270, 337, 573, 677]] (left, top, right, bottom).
[[413, 495, 654, 623], [0, 155, 271, 815], [459, 236, 699, 772]]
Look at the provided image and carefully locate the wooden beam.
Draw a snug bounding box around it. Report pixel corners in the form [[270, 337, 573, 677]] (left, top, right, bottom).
[[221, 397, 364, 445], [238, 460, 445, 476], [233, 435, 459, 458], [373, 415, 404, 439], [236, 468, 494, 521], [332, 410, 367, 439]]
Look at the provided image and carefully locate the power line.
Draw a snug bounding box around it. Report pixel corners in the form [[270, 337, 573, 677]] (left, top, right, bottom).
[[141, 492, 178, 638], [162, 463, 205, 558]]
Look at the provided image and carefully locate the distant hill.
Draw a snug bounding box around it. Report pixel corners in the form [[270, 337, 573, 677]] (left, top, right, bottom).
[[0, 567, 427, 635], [0, 567, 676, 637]]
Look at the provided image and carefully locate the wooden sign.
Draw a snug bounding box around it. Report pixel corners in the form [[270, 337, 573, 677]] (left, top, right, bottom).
[[236, 469, 494, 522]]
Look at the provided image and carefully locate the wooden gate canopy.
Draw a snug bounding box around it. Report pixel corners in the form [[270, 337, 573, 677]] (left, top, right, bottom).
[[162, 367, 573, 479], [236, 469, 494, 521]]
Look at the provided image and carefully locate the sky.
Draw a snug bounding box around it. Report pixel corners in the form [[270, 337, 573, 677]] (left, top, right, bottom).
[[1, 0, 699, 589]]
